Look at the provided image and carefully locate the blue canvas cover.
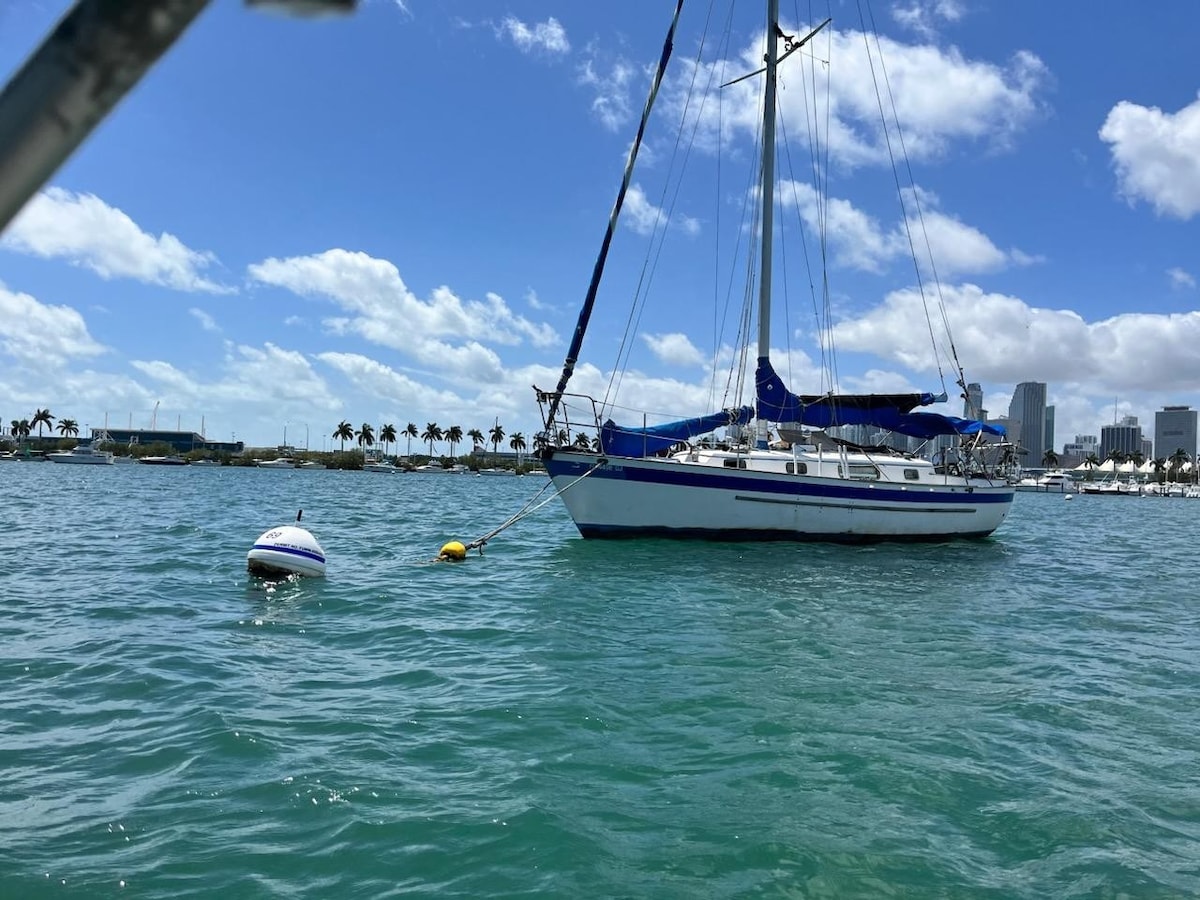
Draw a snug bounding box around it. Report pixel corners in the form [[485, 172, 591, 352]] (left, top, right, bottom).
[[755, 357, 1002, 438], [600, 406, 754, 458]]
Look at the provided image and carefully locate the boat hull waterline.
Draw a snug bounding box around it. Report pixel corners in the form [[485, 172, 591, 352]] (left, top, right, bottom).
[[544, 451, 1013, 541]]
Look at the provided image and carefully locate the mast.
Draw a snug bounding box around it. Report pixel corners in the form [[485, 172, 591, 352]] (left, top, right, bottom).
[[755, 0, 781, 450]]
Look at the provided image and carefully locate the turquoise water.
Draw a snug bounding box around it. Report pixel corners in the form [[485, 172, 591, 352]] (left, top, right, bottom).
[[2, 463, 1197, 897]]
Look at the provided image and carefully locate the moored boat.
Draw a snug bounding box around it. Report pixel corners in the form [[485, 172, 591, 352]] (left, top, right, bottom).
[[533, 2, 1014, 542]]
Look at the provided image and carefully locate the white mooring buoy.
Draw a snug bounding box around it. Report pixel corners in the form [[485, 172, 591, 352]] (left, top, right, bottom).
[[247, 510, 326, 578]]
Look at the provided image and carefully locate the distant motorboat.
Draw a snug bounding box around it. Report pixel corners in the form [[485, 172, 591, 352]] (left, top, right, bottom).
[[257, 458, 297, 469], [363, 460, 399, 474], [0, 450, 24, 462], [139, 455, 188, 466], [297, 460, 327, 469], [1079, 478, 1138, 496], [1012, 470, 1074, 493], [190, 458, 222, 467], [47, 441, 116, 465]]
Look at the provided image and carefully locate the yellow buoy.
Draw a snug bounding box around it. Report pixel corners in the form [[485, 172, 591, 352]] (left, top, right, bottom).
[[439, 540, 467, 561]]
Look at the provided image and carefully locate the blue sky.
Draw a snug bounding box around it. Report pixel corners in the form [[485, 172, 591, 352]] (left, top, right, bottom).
[[1, 1, 1199, 453]]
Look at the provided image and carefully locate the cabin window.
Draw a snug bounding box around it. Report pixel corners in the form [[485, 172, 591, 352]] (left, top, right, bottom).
[[846, 463, 880, 481], [903, 468, 920, 481], [785, 462, 808, 475], [723, 458, 747, 469]]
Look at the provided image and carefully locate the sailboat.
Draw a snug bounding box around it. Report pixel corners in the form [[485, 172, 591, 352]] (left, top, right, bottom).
[[533, 1, 1015, 542]]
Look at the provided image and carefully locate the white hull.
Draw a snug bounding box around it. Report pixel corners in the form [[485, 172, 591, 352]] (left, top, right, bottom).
[[543, 449, 1012, 541], [257, 458, 296, 469], [47, 453, 115, 465], [363, 462, 399, 473]]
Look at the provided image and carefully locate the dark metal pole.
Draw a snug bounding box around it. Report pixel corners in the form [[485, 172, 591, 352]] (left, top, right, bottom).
[[0, 0, 216, 234]]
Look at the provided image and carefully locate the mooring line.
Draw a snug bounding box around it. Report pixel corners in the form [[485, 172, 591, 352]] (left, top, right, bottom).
[[463, 459, 606, 553]]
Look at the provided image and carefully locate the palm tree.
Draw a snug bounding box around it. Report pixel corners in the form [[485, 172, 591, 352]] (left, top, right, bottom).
[[10, 418, 31, 447], [557, 428, 569, 447], [573, 432, 591, 449], [404, 422, 419, 458], [467, 428, 485, 453], [1129, 451, 1145, 467], [1153, 457, 1167, 484], [1041, 449, 1059, 469], [30, 408, 54, 440], [333, 420, 354, 452], [380, 423, 397, 459], [57, 418, 79, 439], [489, 422, 505, 463], [444, 425, 463, 459], [356, 423, 375, 449], [421, 422, 442, 459], [1169, 448, 1190, 483], [509, 432, 526, 467]]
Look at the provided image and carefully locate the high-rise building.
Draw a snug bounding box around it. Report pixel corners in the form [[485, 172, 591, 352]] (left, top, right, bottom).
[[1008, 382, 1047, 461], [1044, 406, 1055, 455], [1060, 434, 1098, 469], [1100, 415, 1143, 459], [1154, 405, 1197, 461]]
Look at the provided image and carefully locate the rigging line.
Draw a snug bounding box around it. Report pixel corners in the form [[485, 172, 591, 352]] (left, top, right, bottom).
[[855, 0, 946, 394], [864, 0, 965, 394], [463, 460, 606, 552], [709, 0, 738, 412], [606, 0, 721, 415], [544, 0, 685, 431], [779, 114, 826, 390], [777, 46, 828, 394], [815, 9, 837, 396]]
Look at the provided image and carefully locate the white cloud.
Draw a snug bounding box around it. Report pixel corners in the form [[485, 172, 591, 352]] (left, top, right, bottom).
[[578, 55, 638, 132], [2, 188, 233, 293], [130, 342, 342, 415], [247, 249, 559, 378], [643, 333, 706, 367], [1100, 94, 1200, 219], [677, 25, 1045, 167], [525, 288, 552, 312], [0, 282, 107, 366], [1168, 267, 1196, 290], [190, 308, 220, 332], [318, 352, 469, 411], [778, 181, 1023, 277], [892, 0, 964, 39], [831, 282, 1200, 394], [623, 184, 700, 237], [498, 16, 569, 55]]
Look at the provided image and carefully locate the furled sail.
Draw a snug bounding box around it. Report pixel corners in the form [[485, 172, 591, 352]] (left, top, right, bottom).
[[600, 407, 754, 458]]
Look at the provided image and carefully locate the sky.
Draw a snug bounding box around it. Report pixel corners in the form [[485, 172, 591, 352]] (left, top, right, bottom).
[[1, 0, 1199, 453]]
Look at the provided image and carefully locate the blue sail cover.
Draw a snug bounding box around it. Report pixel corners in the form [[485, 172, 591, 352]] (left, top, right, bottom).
[[600, 406, 754, 458], [755, 357, 1002, 438], [888, 412, 1006, 439]]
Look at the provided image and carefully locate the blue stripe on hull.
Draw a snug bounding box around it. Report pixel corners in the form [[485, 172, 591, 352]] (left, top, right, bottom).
[[544, 454, 1014, 507]]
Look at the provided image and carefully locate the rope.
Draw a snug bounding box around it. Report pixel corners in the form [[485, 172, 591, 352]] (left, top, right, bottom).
[[462, 459, 606, 554]]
